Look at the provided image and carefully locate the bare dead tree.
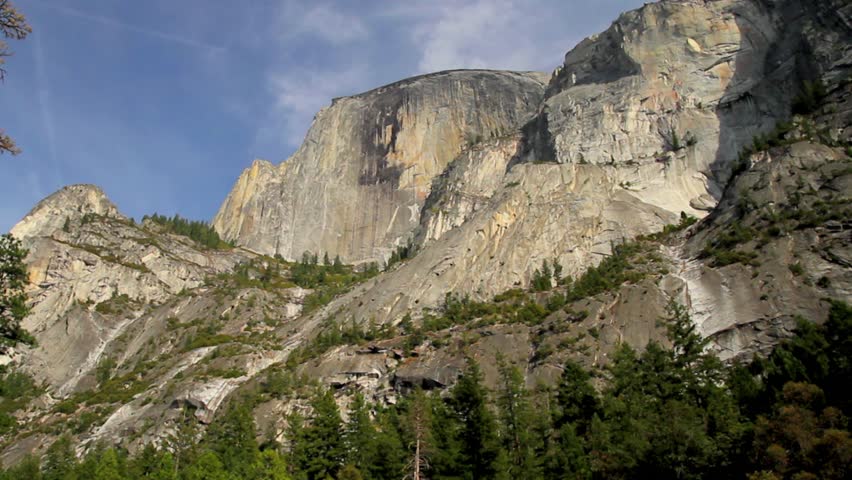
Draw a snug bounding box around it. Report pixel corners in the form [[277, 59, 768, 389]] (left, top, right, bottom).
[[404, 389, 432, 480]]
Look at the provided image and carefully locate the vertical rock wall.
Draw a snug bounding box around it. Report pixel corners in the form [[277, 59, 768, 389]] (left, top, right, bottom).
[[213, 71, 548, 263]]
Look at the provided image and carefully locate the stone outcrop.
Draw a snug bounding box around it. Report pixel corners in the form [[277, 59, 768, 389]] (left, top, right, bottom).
[[681, 139, 852, 360], [6, 185, 257, 394], [10, 184, 123, 241], [307, 0, 852, 325], [213, 70, 548, 263]]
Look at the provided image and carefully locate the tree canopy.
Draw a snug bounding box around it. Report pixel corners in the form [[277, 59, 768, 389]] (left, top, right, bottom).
[[0, 234, 34, 351], [2, 301, 850, 479], [0, 0, 30, 155]]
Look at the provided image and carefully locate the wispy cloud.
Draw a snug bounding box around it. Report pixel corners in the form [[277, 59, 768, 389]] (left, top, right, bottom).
[[298, 4, 369, 45], [408, 0, 566, 73], [252, 0, 586, 158], [32, 33, 57, 170], [259, 65, 369, 153], [32, 1, 226, 53]]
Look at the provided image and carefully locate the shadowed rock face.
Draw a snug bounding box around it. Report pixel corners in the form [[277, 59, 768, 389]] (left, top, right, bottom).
[[213, 70, 548, 263]]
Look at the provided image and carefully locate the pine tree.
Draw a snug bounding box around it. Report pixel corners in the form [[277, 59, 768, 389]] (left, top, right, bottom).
[[1, 0, 31, 156], [127, 445, 177, 480], [93, 449, 124, 480], [255, 449, 291, 480], [336, 464, 364, 480], [42, 435, 78, 480], [206, 402, 260, 478], [0, 234, 35, 350], [547, 423, 591, 480], [344, 393, 376, 473], [426, 396, 463, 478], [147, 452, 177, 480], [291, 389, 344, 479], [167, 407, 200, 475], [496, 360, 540, 478], [2, 455, 41, 480], [74, 447, 101, 480], [368, 408, 406, 480], [182, 451, 227, 480], [448, 358, 503, 479], [554, 360, 599, 434], [402, 389, 434, 480]]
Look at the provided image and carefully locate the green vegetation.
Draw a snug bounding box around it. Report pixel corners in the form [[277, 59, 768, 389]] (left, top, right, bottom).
[[700, 222, 760, 267], [385, 238, 666, 350], [142, 213, 231, 249], [281, 237, 663, 361], [52, 237, 151, 273], [563, 241, 649, 301], [200, 366, 246, 380], [465, 131, 485, 147], [2, 402, 292, 480], [175, 317, 233, 352], [646, 211, 698, 240], [289, 252, 379, 314], [669, 128, 697, 151], [0, 234, 35, 350], [386, 241, 415, 270], [704, 148, 850, 268], [209, 252, 379, 315], [94, 294, 136, 316], [6, 301, 847, 479], [788, 262, 805, 276], [0, 369, 40, 435], [286, 319, 395, 369], [0, 0, 31, 156], [63, 363, 151, 409], [531, 258, 562, 292]]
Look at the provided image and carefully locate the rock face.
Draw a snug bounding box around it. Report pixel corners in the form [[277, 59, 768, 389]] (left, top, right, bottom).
[[7, 185, 260, 392], [681, 139, 852, 360], [304, 0, 852, 324], [213, 70, 548, 263], [3, 185, 315, 463], [10, 185, 124, 241]]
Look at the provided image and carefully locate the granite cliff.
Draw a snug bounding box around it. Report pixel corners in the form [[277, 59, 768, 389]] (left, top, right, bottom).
[[213, 70, 548, 263], [303, 0, 852, 325]]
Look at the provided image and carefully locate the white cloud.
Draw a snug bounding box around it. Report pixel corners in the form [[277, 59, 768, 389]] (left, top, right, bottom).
[[300, 4, 369, 45], [272, 2, 369, 46], [241, 2, 374, 158], [259, 65, 369, 153], [407, 0, 574, 73]]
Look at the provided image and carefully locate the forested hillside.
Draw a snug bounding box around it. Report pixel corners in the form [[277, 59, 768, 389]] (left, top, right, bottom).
[[2, 301, 849, 479]]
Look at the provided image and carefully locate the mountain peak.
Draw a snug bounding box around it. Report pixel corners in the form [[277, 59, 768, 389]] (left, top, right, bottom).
[[9, 184, 125, 240]]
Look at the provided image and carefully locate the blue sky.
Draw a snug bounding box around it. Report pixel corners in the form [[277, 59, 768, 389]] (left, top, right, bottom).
[[0, 0, 645, 232]]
